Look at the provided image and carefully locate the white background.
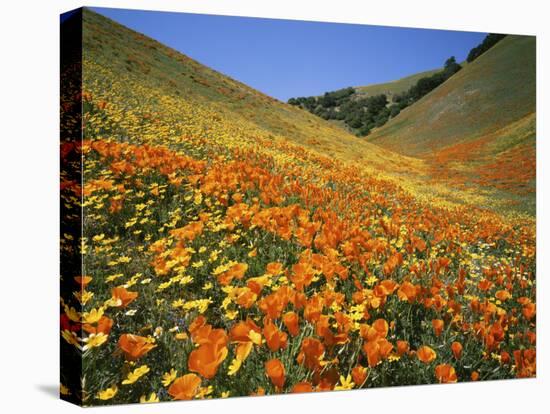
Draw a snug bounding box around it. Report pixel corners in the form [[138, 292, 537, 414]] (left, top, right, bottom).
[[0, 0, 548, 412]]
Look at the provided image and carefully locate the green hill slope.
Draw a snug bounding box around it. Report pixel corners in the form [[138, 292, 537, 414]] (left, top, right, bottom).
[[355, 68, 440, 99], [366, 35, 535, 214], [82, 8, 416, 171], [81, 9, 534, 217], [367, 35, 535, 157]]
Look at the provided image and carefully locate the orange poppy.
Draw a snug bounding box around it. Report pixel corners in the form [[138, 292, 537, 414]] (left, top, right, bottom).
[[266, 262, 284, 276], [83, 316, 113, 335], [297, 337, 325, 370], [282, 311, 300, 337], [471, 371, 480, 381], [351, 365, 368, 385], [371, 319, 389, 339], [363, 338, 393, 367], [188, 341, 228, 379], [523, 302, 536, 320], [168, 374, 201, 400], [435, 364, 458, 383], [258, 290, 286, 319], [303, 295, 324, 323], [495, 290, 512, 301], [291, 262, 314, 291], [189, 315, 207, 338], [291, 382, 314, 393], [265, 358, 286, 389], [396, 340, 410, 356], [217, 262, 248, 286], [417, 345, 437, 363], [74, 275, 92, 287], [229, 319, 261, 343], [397, 281, 418, 302], [235, 287, 257, 309], [188, 328, 228, 379], [118, 334, 157, 360], [432, 319, 444, 337], [263, 318, 288, 352], [451, 341, 463, 360], [111, 286, 138, 307]]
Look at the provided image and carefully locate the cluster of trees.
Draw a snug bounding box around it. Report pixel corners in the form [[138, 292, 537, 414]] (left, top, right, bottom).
[[467, 33, 506, 63], [289, 88, 392, 136], [288, 56, 462, 136], [392, 56, 462, 108], [288, 34, 507, 137]]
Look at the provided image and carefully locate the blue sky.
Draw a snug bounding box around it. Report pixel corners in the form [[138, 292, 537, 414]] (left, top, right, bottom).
[[92, 7, 486, 101]]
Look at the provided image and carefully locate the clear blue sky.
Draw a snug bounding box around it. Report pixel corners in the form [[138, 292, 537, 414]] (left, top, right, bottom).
[[92, 7, 486, 101]]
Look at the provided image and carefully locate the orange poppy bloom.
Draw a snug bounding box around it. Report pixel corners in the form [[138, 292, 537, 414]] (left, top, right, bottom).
[[74, 275, 92, 287], [263, 318, 288, 352], [266, 262, 284, 276], [435, 364, 458, 383], [372, 319, 389, 339], [417, 345, 437, 363], [188, 328, 228, 379], [363, 338, 393, 367], [290, 261, 315, 290], [291, 382, 314, 393], [229, 319, 261, 343], [495, 290, 512, 301], [111, 286, 138, 307], [189, 315, 207, 339], [282, 311, 300, 336], [297, 337, 325, 370], [168, 374, 201, 400], [258, 290, 287, 319], [118, 334, 157, 360], [83, 316, 113, 335], [303, 295, 324, 323], [451, 341, 463, 360], [235, 287, 257, 309], [396, 340, 410, 356], [523, 302, 536, 320], [188, 341, 228, 379], [478, 279, 493, 292], [397, 281, 418, 302], [217, 262, 248, 286], [471, 371, 480, 381], [351, 365, 368, 385], [265, 358, 286, 389], [432, 319, 444, 337]]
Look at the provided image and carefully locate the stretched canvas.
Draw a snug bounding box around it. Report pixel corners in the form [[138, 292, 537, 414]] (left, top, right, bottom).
[[60, 6, 536, 406]]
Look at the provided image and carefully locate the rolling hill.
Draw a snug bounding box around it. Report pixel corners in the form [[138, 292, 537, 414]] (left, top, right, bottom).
[[82, 9, 417, 172], [80, 9, 535, 217], [61, 8, 536, 405], [355, 67, 440, 100], [367, 35, 536, 214]]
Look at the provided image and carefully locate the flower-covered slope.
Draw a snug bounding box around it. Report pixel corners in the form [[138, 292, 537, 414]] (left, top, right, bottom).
[[59, 9, 535, 406]]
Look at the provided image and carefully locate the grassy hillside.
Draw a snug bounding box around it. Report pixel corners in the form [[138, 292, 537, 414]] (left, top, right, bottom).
[[355, 67, 440, 100], [61, 8, 535, 406], [367, 35, 535, 154], [367, 35, 536, 214], [82, 8, 418, 171]]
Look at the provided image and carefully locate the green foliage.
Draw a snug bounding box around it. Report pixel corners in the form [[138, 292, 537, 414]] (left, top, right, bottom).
[[467, 34, 506, 63], [289, 89, 390, 136], [392, 56, 462, 106], [289, 55, 462, 137]]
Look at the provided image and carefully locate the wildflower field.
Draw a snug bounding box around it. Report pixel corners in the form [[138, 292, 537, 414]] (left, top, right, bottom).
[[60, 10, 536, 406]]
